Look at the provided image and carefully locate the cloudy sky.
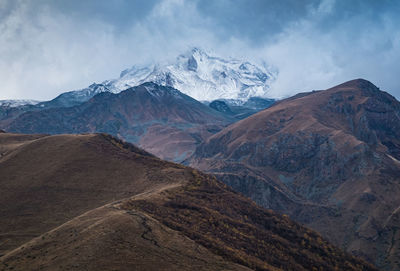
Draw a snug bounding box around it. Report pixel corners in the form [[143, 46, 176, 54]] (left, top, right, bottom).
[[1, 0, 400, 100]]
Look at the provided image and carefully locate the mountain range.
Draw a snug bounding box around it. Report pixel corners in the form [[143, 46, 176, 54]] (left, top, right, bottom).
[[0, 49, 276, 162], [61, 47, 276, 104], [0, 48, 275, 108], [0, 132, 376, 271], [1, 46, 400, 270], [2, 83, 233, 162]]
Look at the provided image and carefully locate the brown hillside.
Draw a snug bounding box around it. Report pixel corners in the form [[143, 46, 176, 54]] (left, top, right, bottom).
[[0, 132, 377, 270], [1, 205, 250, 271], [0, 132, 182, 256], [189, 79, 400, 270]]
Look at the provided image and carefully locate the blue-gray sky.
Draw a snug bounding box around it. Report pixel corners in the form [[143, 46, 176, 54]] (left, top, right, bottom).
[[1, 0, 400, 100]]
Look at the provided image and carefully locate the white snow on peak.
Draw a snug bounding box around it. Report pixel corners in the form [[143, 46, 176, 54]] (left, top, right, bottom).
[[142, 83, 182, 99], [0, 99, 40, 107], [68, 83, 111, 99], [103, 48, 276, 101]]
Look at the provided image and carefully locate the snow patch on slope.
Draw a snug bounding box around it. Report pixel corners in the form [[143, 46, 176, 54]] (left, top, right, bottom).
[[0, 100, 40, 107]]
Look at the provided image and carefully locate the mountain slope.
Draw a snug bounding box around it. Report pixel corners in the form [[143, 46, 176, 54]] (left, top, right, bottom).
[[0, 132, 377, 271], [1, 205, 250, 271], [189, 79, 400, 270], [4, 82, 233, 162], [0, 132, 166, 256]]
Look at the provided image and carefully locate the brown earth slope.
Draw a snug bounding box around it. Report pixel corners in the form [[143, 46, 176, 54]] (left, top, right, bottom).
[[0, 132, 176, 256], [0, 132, 376, 270], [189, 79, 400, 270]]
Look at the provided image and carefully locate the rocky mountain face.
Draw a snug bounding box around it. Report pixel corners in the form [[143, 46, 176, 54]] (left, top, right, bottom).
[[189, 79, 400, 270], [3, 82, 233, 162], [0, 132, 377, 271], [0, 104, 34, 128]]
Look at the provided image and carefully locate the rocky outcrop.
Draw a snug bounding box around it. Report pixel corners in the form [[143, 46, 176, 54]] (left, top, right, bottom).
[[209, 100, 233, 114]]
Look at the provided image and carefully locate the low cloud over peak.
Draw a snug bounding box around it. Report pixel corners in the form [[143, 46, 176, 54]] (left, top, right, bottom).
[[1, 0, 399, 100]]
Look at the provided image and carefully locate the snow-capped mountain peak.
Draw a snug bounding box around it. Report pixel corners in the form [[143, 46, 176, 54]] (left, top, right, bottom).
[[37, 48, 276, 107], [141, 82, 183, 98], [103, 48, 276, 101]]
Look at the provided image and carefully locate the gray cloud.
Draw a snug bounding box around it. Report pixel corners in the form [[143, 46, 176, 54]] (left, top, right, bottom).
[[195, 0, 321, 42], [0, 0, 399, 100]]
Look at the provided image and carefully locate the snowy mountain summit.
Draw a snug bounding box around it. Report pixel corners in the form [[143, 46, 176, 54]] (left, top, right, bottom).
[[104, 48, 276, 101], [40, 48, 276, 107]]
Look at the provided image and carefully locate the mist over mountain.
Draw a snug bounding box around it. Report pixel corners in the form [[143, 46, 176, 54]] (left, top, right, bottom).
[[1, 1, 400, 270], [0, 48, 276, 163], [0, 47, 275, 108], [104, 48, 276, 102], [34, 48, 276, 106]]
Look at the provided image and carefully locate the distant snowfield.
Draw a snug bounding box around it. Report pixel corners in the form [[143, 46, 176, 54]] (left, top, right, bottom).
[[0, 99, 40, 107]]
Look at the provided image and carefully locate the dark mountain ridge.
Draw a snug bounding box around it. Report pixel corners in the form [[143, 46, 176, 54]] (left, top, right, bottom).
[[3, 82, 234, 162]]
